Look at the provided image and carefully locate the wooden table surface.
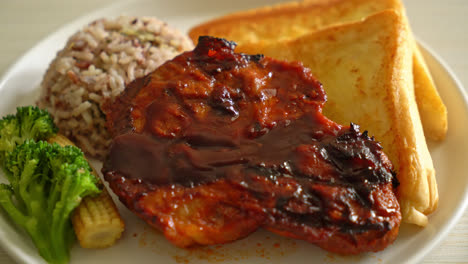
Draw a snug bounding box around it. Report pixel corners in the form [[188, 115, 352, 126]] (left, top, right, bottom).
[[0, 0, 467, 263]]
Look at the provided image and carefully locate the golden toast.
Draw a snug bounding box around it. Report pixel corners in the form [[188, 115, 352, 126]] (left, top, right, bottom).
[[235, 10, 437, 226], [189, 0, 447, 141]]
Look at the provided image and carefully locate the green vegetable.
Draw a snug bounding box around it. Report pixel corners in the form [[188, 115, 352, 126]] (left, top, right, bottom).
[[0, 106, 58, 164], [0, 106, 101, 263], [0, 140, 100, 264]]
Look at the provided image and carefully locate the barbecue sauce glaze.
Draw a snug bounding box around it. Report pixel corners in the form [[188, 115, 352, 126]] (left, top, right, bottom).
[[103, 37, 400, 251]]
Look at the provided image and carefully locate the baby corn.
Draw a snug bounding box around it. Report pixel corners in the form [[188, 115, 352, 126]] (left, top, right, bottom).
[[48, 134, 125, 248]]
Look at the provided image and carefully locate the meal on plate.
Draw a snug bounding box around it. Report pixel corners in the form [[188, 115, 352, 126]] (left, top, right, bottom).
[[37, 15, 194, 159], [0, 0, 448, 262], [188, 0, 442, 227]]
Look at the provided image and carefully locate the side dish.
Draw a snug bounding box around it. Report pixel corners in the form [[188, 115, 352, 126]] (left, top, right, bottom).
[[0, 107, 124, 263], [37, 16, 194, 159], [0, 141, 99, 264], [0, 107, 101, 264], [48, 134, 124, 249]]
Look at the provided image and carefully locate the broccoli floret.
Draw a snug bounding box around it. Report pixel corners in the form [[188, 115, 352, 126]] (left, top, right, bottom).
[[0, 106, 58, 164], [0, 140, 100, 264]]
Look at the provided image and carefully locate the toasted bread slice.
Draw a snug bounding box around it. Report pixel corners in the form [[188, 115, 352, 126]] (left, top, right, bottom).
[[189, 0, 447, 141], [236, 10, 437, 226]]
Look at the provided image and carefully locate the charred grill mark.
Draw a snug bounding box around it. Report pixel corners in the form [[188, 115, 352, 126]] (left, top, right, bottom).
[[208, 85, 240, 118]]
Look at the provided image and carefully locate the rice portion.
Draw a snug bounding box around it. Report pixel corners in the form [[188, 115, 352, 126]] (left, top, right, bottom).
[[37, 16, 194, 159]]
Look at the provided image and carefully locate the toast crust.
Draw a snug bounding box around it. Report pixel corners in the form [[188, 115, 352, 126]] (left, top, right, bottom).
[[189, 0, 448, 141], [189, 0, 397, 43], [235, 10, 437, 226]]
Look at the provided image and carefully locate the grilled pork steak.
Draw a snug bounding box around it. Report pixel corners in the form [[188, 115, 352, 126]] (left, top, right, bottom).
[[102, 36, 401, 254]]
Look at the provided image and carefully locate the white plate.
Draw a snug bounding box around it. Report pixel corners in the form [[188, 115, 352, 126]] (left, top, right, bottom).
[[1, 0, 468, 263]]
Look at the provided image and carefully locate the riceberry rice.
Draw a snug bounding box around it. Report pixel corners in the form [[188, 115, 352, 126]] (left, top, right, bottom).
[[37, 16, 194, 159]]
